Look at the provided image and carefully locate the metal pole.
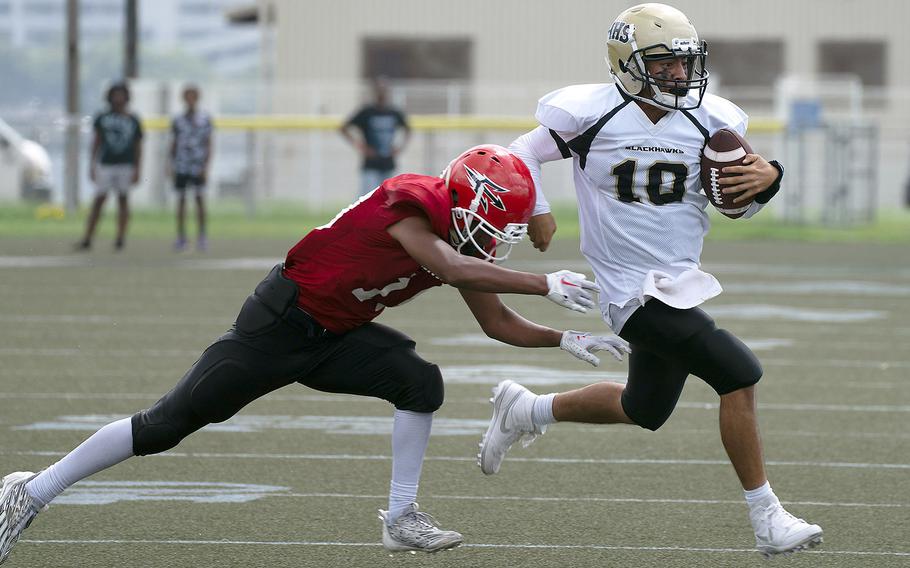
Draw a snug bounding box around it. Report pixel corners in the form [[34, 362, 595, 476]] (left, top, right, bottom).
[[63, 0, 80, 212], [124, 0, 138, 79]]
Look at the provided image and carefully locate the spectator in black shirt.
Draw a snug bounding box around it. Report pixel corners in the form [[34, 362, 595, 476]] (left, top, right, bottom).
[[340, 77, 411, 198], [76, 82, 143, 251]]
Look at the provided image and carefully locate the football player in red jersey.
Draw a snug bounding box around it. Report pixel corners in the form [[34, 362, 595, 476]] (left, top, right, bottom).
[[0, 144, 630, 561]]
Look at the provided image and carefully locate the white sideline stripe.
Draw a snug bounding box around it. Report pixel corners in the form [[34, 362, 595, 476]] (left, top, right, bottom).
[[761, 358, 910, 370], [18, 538, 910, 556], [0, 314, 225, 325], [2, 392, 906, 414], [10, 450, 910, 470], [5, 346, 910, 370], [281, 491, 908, 509]]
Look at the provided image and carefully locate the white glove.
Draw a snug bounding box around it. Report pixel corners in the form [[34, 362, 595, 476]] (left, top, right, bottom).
[[545, 270, 599, 313], [560, 330, 631, 367]]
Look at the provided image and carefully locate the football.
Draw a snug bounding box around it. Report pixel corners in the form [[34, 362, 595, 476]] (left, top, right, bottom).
[[700, 128, 754, 218]]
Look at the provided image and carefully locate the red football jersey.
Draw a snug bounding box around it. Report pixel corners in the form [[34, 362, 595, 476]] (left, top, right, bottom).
[[284, 174, 453, 334]]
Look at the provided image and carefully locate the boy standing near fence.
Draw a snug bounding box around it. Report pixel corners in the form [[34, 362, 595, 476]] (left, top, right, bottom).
[[169, 85, 213, 252]]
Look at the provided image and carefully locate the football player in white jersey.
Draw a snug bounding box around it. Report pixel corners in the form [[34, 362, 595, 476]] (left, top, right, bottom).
[[478, 3, 823, 558]]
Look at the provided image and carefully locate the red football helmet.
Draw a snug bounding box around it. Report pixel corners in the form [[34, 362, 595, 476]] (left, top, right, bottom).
[[442, 144, 536, 262]]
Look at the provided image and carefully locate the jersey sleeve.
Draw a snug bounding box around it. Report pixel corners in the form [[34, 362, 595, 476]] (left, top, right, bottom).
[[345, 108, 366, 129], [381, 178, 450, 237], [701, 94, 749, 137], [535, 84, 615, 135], [508, 126, 568, 216]]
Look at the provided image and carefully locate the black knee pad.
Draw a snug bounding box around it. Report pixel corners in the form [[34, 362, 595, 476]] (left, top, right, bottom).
[[131, 346, 266, 456], [682, 326, 763, 395], [620, 388, 676, 431], [131, 411, 187, 456], [394, 359, 444, 413], [188, 357, 264, 423]]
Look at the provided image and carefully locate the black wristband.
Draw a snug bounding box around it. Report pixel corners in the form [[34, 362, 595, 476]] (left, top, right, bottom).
[[755, 160, 784, 204]]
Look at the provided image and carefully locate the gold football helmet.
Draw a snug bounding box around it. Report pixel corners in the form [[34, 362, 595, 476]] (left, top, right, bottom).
[[606, 3, 709, 110]]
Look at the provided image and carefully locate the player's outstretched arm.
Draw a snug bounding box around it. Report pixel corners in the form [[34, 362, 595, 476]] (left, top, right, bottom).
[[460, 289, 629, 366], [388, 216, 598, 312]]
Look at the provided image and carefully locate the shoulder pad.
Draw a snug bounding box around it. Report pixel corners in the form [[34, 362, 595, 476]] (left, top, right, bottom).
[[694, 93, 749, 136], [536, 84, 619, 135], [382, 175, 451, 236]]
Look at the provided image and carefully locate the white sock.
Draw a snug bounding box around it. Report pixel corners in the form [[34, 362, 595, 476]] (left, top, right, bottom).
[[388, 409, 433, 524], [26, 417, 134, 508], [743, 480, 775, 509], [531, 393, 557, 428]]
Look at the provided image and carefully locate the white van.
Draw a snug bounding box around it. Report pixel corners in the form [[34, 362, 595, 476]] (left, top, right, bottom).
[[0, 117, 53, 201]]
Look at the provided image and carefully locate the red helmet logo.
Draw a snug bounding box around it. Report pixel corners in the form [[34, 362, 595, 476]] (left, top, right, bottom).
[[464, 164, 510, 214]]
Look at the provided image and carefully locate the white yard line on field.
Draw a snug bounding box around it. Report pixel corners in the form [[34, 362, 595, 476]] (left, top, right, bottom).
[[279, 491, 909, 509], [9, 450, 910, 470], [18, 538, 910, 557]]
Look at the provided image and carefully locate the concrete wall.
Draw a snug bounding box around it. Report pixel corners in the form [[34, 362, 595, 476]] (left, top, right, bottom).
[[254, 0, 910, 212]]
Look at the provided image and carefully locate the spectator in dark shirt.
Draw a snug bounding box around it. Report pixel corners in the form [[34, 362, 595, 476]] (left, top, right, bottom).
[[76, 82, 143, 251], [168, 85, 213, 252], [340, 77, 411, 198]]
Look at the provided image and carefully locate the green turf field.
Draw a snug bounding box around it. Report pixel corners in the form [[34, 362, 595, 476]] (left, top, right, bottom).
[[1, 235, 908, 567]]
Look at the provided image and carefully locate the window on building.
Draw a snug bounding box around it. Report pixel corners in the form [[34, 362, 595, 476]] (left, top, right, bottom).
[[704, 39, 784, 88], [361, 37, 473, 113], [361, 37, 472, 80], [817, 40, 887, 86]]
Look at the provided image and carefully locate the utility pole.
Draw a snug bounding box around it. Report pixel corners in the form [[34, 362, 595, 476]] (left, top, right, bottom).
[[124, 0, 138, 78], [63, 0, 80, 212]]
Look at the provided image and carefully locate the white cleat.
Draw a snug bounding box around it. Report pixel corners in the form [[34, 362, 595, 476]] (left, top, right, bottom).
[[378, 503, 463, 553], [750, 497, 823, 559], [478, 380, 544, 475], [0, 471, 43, 565]]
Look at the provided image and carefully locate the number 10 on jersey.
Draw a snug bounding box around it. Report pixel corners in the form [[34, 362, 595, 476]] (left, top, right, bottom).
[[611, 160, 688, 205]]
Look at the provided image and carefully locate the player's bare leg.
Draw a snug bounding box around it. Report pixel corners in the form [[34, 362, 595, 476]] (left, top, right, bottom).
[[195, 193, 207, 250], [479, 380, 633, 475], [114, 193, 129, 250], [174, 194, 187, 250], [719, 385, 766, 489], [720, 385, 823, 557], [552, 381, 636, 424], [77, 194, 107, 249]]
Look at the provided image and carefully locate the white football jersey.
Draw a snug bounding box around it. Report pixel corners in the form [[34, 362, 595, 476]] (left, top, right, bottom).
[[517, 83, 760, 331]]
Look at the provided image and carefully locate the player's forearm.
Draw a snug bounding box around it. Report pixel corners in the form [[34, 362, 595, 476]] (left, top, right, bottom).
[[443, 257, 548, 296], [483, 305, 562, 347]]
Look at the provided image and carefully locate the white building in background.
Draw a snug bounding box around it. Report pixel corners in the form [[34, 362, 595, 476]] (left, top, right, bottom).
[[0, 0, 259, 75], [237, 0, 910, 214]]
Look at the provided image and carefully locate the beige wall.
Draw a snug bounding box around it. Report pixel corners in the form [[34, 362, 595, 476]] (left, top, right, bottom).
[[254, 0, 910, 211], [266, 0, 910, 90]]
